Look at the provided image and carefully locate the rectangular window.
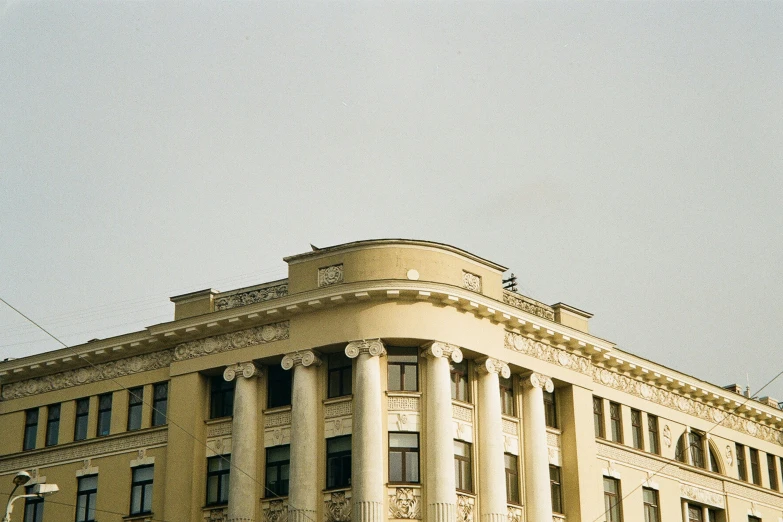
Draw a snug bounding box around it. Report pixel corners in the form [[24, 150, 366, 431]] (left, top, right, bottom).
[[23, 485, 44, 522], [737, 443, 747, 481], [499, 376, 514, 416], [76, 475, 98, 522], [23, 409, 38, 450], [451, 360, 469, 402], [687, 504, 703, 522], [603, 477, 622, 522], [748, 517, 761, 522], [454, 440, 473, 492], [593, 397, 605, 438], [328, 353, 353, 398], [151, 382, 168, 426], [768, 454, 779, 490], [689, 431, 706, 469], [96, 393, 112, 437], [206, 455, 231, 505], [642, 487, 659, 522], [708, 509, 719, 522], [544, 390, 558, 428], [647, 414, 659, 454], [609, 402, 623, 443], [267, 365, 292, 409], [265, 445, 290, 496], [504, 454, 520, 504], [387, 347, 418, 392], [550, 465, 563, 514], [326, 436, 351, 489], [130, 465, 154, 515], [630, 409, 642, 450], [127, 387, 143, 431], [750, 448, 761, 485], [389, 432, 420, 483], [45, 404, 60, 447], [74, 398, 90, 441], [210, 376, 235, 419]]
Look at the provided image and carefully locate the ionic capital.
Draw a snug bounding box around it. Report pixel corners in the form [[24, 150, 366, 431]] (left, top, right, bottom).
[[421, 341, 463, 362], [223, 362, 260, 381], [281, 350, 322, 370], [520, 372, 554, 392], [475, 357, 510, 378], [345, 339, 386, 358]]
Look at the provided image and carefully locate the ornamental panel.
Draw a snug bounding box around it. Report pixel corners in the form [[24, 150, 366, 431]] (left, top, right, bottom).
[[265, 410, 292, 428], [504, 331, 591, 376], [214, 283, 288, 311], [324, 491, 351, 522], [456, 494, 475, 522], [452, 404, 473, 423], [388, 487, 422, 519], [462, 271, 482, 293], [174, 322, 289, 361], [262, 499, 289, 522], [318, 264, 344, 287], [325, 399, 352, 418], [388, 395, 421, 412], [502, 291, 555, 321]]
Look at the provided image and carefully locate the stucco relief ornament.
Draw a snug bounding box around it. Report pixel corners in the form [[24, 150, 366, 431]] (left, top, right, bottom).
[[456, 494, 474, 522], [725, 445, 733, 466], [318, 264, 344, 287], [325, 492, 351, 522], [173, 322, 289, 361], [388, 488, 420, 519], [507, 506, 523, 522], [223, 362, 259, 381], [281, 350, 322, 370], [663, 425, 672, 447], [462, 271, 482, 292], [263, 500, 288, 522]]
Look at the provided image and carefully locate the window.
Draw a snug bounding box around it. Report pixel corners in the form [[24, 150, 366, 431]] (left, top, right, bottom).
[[326, 436, 351, 489], [267, 365, 292, 409], [769, 454, 779, 490], [453, 440, 472, 492], [152, 382, 168, 426], [96, 393, 112, 437], [504, 454, 520, 504], [23, 409, 38, 450], [265, 445, 290, 496], [210, 376, 235, 419], [750, 448, 761, 485], [630, 409, 642, 450], [389, 432, 420, 483], [737, 444, 748, 481], [75, 475, 98, 522], [689, 431, 706, 469], [127, 387, 143, 431], [748, 517, 761, 522], [593, 397, 605, 438], [642, 487, 659, 522], [45, 404, 60, 446], [603, 477, 622, 522], [609, 402, 623, 443], [328, 353, 352, 398], [544, 390, 558, 428], [647, 414, 659, 454], [687, 504, 703, 522], [499, 376, 514, 416], [709, 445, 721, 474], [206, 455, 231, 505], [550, 465, 563, 514], [451, 360, 469, 402], [387, 347, 418, 392], [74, 398, 90, 441], [709, 509, 719, 522], [130, 465, 154, 515], [23, 485, 44, 522]]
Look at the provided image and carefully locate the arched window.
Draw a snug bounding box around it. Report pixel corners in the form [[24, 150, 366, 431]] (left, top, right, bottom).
[[708, 441, 723, 474]]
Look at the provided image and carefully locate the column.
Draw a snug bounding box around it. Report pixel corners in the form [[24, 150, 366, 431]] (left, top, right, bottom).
[[281, 350, 322, 522], [421, 341, 461, 522], [346, 339, 386, 522], [521, 372, 554, 522], [224, 362, 260, 522], [476, 358, 510, 522]]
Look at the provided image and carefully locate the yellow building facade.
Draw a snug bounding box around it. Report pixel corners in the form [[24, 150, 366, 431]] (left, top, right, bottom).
[[1, 239, 782, 522]]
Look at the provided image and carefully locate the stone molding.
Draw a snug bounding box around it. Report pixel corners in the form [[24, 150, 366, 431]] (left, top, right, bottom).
[[504, 331, 591, 375], [680, 484, 725, 508], [388, 487, 421, 519], [174, 322, 289, 361], [215, 283, 288, 311], [223, 362, 259, 381], [475, 357, 510, 378], [520, 372, 554, 393], [421, 341, 463, 362], [281, 350, 322, 370], [318, 264, 344, 287], [345, 339, 385, 358], [502, 291, 555, 321], [324, 398, 352, 419], [203, 507, 228, 522], [206, 419, 233, 438], [1, 349, 173, 400]]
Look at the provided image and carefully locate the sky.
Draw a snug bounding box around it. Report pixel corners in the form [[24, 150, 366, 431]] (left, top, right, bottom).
[[1, 2, 781, 399]]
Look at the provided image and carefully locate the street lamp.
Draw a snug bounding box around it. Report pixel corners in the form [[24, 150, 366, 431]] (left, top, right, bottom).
[[3, 471, 58, 522]]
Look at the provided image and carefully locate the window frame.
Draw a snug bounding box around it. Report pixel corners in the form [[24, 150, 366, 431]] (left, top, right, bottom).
[[265, 445, 291, 497], [96, 393, 112, 437], [74, 398, 90, 441], [630, 409, 643, 450], [151, 382, 168, 426], [504, 453, 520, 505], [453, 440, 473, 492], [603, 476, 623, 522], [327, 353, 353, 398], [749, 447, 762, 485], [609, 401, 623, 443], [45, 404, 60, 447], [450, 360, 470, 403], [388, 432, 420, 484], [642, 487, 659, 522], [593, 396, 605, 439], [769, 453, 780, 491], [550, 465, 563, 514], [206, 455, 231, 505], [75, 474, 98, 522], [689, 431, 706, 469], [23, 408, 38, 451], [326, 435, 352, 490], [647, 414, 660, 455], [210, 376, 235, 419], [127, 386, 143, 431], [129, 465, 154, 515], [387, 347, 419, 392]]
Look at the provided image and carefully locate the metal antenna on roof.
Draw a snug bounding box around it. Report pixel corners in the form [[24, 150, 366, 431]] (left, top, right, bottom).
[[502, 273, 518, 292]]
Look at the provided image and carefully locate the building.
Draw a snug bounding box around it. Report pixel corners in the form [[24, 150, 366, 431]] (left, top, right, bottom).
[[1, 239, 782, 522]]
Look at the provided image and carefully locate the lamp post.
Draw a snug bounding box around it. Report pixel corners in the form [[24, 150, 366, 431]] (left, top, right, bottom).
[[3, 471, 59, 522]]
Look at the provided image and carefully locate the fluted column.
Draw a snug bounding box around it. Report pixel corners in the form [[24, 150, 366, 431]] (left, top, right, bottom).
[[421, 341, 462, 522], [521, 372, 554, 522], [476, 358, 510, 522], [346, 340, 386, 522], [224, 362, 260, 522], [282, 350, 322, 522]]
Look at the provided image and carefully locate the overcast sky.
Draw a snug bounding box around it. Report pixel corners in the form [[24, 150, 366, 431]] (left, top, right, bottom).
[[1, 2, 781, 400]]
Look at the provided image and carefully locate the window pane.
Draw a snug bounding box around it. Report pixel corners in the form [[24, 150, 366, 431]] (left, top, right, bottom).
[[403, 366, 417, 391], [130, 485, 142, 514], [390, 433, 418, 448], [389, 451, 403, 482], [406, 452, 419, 482], [134, 466, 154, 482], [388, 365, 402, 391], [142, 484, 153, 512]]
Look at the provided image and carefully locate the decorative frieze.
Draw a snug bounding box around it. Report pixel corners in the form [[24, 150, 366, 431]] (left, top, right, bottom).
[[502, 418, 519, 436], [388, 487, 421, 519], [502, 291, 555, 321], [174, 322, 289, 361], [203, 507, 228, 522], [325, 398, 352, 418], [265, 410, 292, 428], [214, 283, 288, 311], [546, 430, 561, 448], [452, 404, 473, 423], [504, 331, 591, 375], [1, 349, 173, 400], [456, 494, 475, 522], [462, 271, 482, 293], [388, 395, 420, 412], [680, 484, 725, 509], [206, 420, 232, 438], [262, 499, 288, 522], [324, 491, 351, 522], [725, 481, 783, 509], [318, 264, 344, 287]]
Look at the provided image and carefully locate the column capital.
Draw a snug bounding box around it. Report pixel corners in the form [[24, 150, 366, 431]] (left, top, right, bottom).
[[281, 350, 322, 370], [475, 357, 510, 378], [223, 362, 260, 381], [421, 341, 463, 362], [520, 372, 554, 392], [346, 339, 386, 358]]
